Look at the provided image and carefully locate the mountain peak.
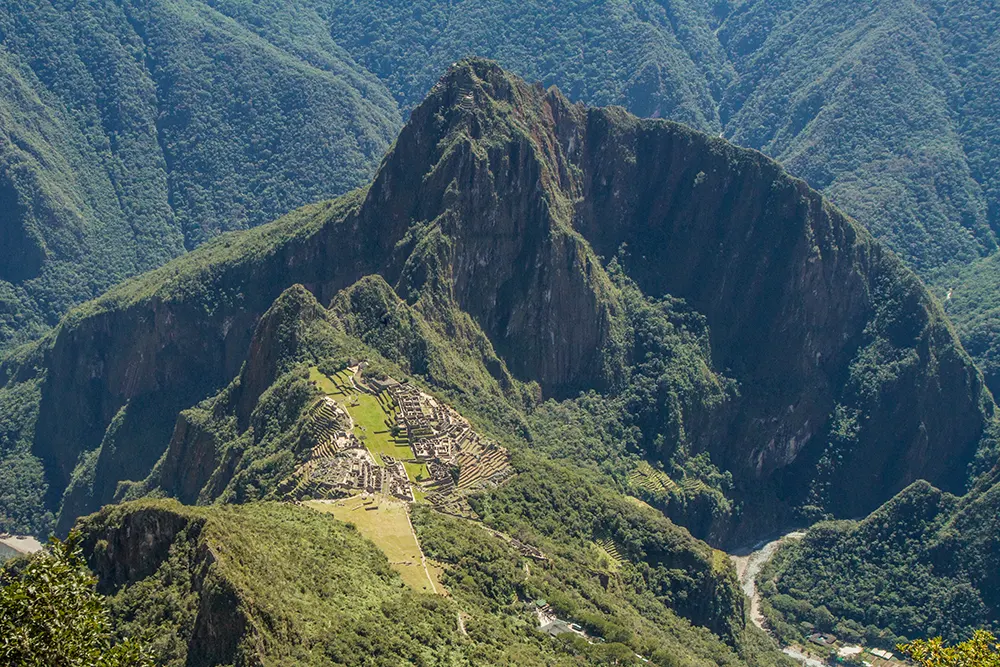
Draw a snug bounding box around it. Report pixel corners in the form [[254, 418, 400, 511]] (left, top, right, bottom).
[[3, 62, 995, 551], [432, 57, 529, 111]]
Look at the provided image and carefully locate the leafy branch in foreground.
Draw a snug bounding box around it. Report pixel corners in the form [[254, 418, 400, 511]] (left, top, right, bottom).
[[0, 531, 152, 667], [900, 631, 1000, 667]]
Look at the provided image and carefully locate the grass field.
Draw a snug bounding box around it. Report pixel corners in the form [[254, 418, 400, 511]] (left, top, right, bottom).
[[307, 496, 441, 594], [404, 461, 430, 483], [345, 392, 411, 459]]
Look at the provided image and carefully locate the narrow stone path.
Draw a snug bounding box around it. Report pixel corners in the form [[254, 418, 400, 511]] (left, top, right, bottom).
[[404, 504, 439, 595]]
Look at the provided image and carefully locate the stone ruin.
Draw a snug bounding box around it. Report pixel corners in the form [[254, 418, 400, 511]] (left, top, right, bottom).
[[284, 366, 513, 509]]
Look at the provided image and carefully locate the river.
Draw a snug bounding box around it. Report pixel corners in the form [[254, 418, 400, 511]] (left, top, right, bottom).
[[729, 530, 810, 664]]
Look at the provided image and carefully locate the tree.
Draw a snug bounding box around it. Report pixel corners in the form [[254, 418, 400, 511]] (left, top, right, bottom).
[[899, 630, 1000, 667], [0, 531, 152, 667]]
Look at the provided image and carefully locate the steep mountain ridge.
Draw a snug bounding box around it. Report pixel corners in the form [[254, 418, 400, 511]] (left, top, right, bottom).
[[758, 467, 1000, 644], [718, 0, 994, 272], [70, 497, 765, 667], [321, 0, 1000, 274], [0, 61, 992, 548]]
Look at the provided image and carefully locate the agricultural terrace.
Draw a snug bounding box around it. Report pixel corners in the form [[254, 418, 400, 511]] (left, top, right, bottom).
[[594, 538, 624, 572], [627, 461, 676, 494], [308, 496, 442, 594]]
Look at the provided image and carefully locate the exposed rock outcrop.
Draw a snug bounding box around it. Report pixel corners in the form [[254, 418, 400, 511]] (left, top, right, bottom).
[[79, 502, 258, 667]]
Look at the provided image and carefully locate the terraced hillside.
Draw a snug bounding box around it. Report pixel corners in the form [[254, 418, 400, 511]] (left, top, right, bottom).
[[278, 365, 512, 510]]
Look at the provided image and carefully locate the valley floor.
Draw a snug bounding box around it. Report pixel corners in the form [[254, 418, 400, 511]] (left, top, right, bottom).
[[730, 530, 805, 630]]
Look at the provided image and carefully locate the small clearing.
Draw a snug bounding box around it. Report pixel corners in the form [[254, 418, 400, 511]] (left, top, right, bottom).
[[311, 367, 424, 481], [0, 534, 43, 556]]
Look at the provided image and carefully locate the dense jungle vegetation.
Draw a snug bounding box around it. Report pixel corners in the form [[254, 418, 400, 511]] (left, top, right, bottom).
[[0, 533, 152, 666], [0, 0, 399, 350], [4, 0, 1000, 374], [1, 1, 999, 660], [54, 497, 790, 667], [757, 481, 1000, 647]]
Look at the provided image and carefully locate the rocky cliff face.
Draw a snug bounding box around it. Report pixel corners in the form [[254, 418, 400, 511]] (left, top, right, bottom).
[[3, 59, 995, 544], [366, 60, 995, 531], [153, 409, 228, 507], [353, 65, 619, 395], [559, 100, 993, 522], [32, 199, 371, 527], [78, 502, 259, 666]]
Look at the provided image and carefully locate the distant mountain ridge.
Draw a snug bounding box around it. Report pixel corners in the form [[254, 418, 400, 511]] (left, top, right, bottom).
[[326, 0, 1000, 272], [0, 0, 401, 350]]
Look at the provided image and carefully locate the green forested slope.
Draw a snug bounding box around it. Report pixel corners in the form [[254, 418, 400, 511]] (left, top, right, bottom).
[[66, 497, 788, 667], [313, 0, 1000, 273], [1, 61, 992, 556], [931, 256, 1000, 400], [324, 0, 732, 128], [719, 0, 994, 273], [4, 0, 1000, 389], [0, 0, 400, 351], [322, 0, 1000, 397], [757, 474, 1000, 647], [0, 58, 997, 658], [928, 0, 1000, 233]]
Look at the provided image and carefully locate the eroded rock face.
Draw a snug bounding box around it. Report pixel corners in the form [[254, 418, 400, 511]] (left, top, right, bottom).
[[558, 102, 990, 520], [33, 205, 371, 527], [155, 411, 226, 506], [82, 504, 200, 593], [35, 299, 258, 514], [384, 61, 993, 527], [233, 284, 329, 429], [11, 59, 996, 543], [355, 64, 617, 396]]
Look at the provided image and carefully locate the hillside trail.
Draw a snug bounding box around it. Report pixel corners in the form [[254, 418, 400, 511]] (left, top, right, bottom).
[[403, 503, 439, 595]]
